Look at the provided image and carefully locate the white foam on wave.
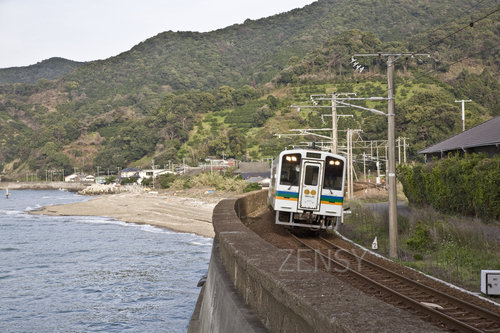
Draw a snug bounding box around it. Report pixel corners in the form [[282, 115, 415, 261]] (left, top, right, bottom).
[[72, 216, 118, 225], [72, 217, 173, 235], [0, 209, 24, 216], [139, 224, 176, 234], [188, 241, 213, 247]]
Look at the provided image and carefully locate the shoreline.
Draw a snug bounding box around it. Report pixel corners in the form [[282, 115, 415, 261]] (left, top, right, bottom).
[[30, 191, 228, 238], [0, 181, 86, 192]]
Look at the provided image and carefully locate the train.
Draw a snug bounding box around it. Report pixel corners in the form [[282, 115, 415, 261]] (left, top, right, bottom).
[[268, 148, 346, 230]]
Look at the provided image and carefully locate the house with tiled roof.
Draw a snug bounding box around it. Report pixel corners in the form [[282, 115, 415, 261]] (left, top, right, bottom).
[[419, 116, 500, 161]]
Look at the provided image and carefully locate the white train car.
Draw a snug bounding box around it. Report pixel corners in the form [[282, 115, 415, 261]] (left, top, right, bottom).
[[268, 149, 346, 230]]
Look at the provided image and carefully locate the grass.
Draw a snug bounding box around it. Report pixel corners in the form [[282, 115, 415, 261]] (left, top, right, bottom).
[[168, 171, 247, 192], [341, 200, 500, 291]]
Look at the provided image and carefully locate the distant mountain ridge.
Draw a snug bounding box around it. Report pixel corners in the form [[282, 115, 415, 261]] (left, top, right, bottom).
[[62, 0, 494, 96], [0, 57, 85, 84], [0, 0, 498, 178]]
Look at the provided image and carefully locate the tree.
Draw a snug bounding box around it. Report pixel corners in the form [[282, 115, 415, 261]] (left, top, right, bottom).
[[215, 86, 235, 110]]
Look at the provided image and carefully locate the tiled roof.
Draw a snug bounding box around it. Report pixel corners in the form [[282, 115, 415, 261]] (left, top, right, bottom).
[[419, 116, 500, 154], [121, 167, 140, 172]]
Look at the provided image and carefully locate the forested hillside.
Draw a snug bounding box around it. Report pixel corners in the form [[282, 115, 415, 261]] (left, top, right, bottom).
[[0, 58, 85, 84], [0, 0, 498, 179]]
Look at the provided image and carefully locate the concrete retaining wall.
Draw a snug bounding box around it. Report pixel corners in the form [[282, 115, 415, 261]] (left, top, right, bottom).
[[189, 190, 439, 333]]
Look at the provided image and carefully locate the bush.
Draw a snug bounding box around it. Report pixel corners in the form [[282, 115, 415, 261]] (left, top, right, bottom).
[[168, 172, 247, 192], [406, 221, 432, 253], [120, 177, 138, 185], [158, 173, 178, 189], [243, 182, 262, 193], [398, 154, 500, 221]]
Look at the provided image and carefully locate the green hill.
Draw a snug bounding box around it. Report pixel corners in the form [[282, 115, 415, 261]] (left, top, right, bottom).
[[0, 0, 498, 178], [0, 57, 85, 84]]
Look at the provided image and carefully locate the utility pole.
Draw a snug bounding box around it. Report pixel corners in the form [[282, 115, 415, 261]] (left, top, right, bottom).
[[403, 137, 407, 164], [397, 137, 401, 164], [151, 159, 158, 189], [346, 129, 361, 199], [455, 99, 472, 131], [387, 55, 398, 259], [294, 92, 355, 153], [331, 93, 338, 153], [352, 52, 429, 259], [363, 153, 367, 182], [347, 129, 351, 198]]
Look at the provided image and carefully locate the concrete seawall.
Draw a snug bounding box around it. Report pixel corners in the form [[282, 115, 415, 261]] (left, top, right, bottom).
[[189, 190, 439, 332]]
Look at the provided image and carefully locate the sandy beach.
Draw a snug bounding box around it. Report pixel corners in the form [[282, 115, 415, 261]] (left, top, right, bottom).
[[30, 191, 228, 238]]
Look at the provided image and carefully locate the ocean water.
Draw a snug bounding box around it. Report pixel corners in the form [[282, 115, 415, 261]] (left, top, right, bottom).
[[0, 190, 212, 333]]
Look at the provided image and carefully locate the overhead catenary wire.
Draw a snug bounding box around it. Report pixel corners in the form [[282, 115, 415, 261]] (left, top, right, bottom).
[[352, 3, 500, 84], [427, 43, 499, 75], [408, 0, 497, 48], [415, 5, 500, 54]]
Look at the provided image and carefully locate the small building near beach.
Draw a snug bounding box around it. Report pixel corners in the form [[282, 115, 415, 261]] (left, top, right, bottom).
[[120, 168, 140, 178], [65, 173, 92, 182]]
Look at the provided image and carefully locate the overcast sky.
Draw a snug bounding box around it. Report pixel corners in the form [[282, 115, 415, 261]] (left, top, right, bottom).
[[0, 0, 316, 68]]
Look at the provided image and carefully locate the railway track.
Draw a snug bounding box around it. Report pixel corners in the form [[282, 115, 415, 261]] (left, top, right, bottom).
[[289, 232, 500, 332]]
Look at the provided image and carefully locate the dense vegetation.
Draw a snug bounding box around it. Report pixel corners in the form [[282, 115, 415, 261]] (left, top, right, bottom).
[[0, 58, 85, 84], [398, 154, 500, 221], [342, 200, 500, 290], [0, 0, 498, 180]]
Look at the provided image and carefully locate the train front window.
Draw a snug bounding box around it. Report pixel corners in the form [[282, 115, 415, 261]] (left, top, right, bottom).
[[280, 154, 301, 186], [304, 165, 319, 186], [324, 157, 344, 191]]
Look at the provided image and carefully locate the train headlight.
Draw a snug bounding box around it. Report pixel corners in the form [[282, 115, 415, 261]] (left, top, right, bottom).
[[335, 160, 341, 166], [286, 156, 291, 162], [291, 156, 297, 162]]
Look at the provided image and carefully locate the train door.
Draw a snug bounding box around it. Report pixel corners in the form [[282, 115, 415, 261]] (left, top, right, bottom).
[[298, 160, 323, 210]]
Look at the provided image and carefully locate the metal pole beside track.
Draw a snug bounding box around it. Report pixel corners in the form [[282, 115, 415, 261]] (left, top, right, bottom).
[[387, 55, 398, 259]]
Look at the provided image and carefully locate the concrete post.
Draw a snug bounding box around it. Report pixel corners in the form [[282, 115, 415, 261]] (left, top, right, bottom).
[[387, 55, 398, 259]]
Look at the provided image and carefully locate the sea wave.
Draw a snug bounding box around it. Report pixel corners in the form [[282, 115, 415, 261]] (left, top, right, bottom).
[[0, 209, 24, 216]]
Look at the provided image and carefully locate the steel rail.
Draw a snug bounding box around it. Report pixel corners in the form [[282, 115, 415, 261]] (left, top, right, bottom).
[[319, 236, 500, 328], [289, 232, 498, 332]]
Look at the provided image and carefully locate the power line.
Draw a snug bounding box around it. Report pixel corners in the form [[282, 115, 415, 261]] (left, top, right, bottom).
[[416, 5, 500, 54], [408, 0, 497, 47], [427, 43, 499, 75], [350, 4, 499, 90]]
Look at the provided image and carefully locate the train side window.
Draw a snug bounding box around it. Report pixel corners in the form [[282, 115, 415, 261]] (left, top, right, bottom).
[[280, 154, 301, 186], [324, 157, 344, 191], [304, 165, 319, 186]]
